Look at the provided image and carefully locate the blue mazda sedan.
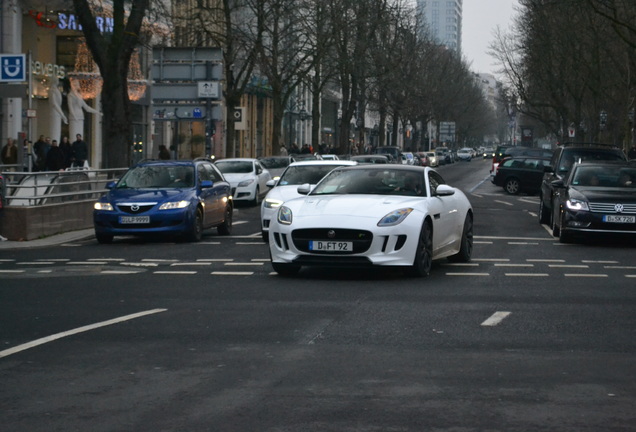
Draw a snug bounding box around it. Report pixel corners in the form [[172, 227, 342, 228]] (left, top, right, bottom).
[[93, 159, 233, 243]]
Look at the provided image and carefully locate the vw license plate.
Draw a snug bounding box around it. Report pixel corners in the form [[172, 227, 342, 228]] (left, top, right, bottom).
[[309, 241, 352, 252], [119, 216, 150, 224], [603, 215, 635, 223]]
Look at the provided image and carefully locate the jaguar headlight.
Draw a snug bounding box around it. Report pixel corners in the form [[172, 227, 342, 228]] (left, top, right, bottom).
[[94, 202, 113, 211], [277, 206, 293, 225], [378, 208, 413, 226], [159, 200, 189, 210], [264, 198, 284, 209], [566, 199, 589, 211]]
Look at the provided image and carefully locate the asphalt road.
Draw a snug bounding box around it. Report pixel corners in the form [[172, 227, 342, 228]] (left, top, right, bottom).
[[1, 158, 635, 431]]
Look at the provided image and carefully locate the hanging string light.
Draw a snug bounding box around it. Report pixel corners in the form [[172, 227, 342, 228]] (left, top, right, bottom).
[[127, 50, 147, 101], [67, 38, 103, 99]]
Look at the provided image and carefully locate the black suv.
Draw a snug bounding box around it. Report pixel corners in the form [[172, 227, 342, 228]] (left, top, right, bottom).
[[538, 143, 627, 226]]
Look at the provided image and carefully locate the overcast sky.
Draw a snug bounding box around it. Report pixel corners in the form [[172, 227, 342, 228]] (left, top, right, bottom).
[[462, 0, 520, 75]]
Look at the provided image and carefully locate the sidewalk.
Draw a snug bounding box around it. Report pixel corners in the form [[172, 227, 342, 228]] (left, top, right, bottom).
[[0, 228, 95, 249]]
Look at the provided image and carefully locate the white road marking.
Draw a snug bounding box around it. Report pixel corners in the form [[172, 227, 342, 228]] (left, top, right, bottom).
[[120, 262, 158, 267], [38, 258, 70, 262], [154, 271, 197, 275], [527, 259, 565, 263], [198, 242, 221, 245], [481, 311, 511, 327], [606, 266, 636, 269], [505, 273, 549, 277], [474, 241, 493, 244], [549, 264, 589, 268], [626, 275, 636, 278], [142, 259, 178, 262], [90, 258, 124, 262], [198, 258, 233, 262], [494, 200, 513, 206], [67, 261, 108, 265], [251, 258, 270, 262], [224, 262, 264, 266], [442, 262, 480, 266], [0, 259, 15, 262], [17, 262, 52, 265], [37, 270, 53, 273], [495, 263, 534, 267], [582, 260, 618, 264], [0, 270, 25, 274], [473, 258, 510, 262], [508, 242, 539, 245], [0, 309, 167, 359], [564, 274, 608, 278], [101, 270, 141, 275], [232, 220, 249, 225], [211, 271, 254, 275], [445, 272, 490, 276], [236, 242, 265, 245], [170, 262, 211, 266]]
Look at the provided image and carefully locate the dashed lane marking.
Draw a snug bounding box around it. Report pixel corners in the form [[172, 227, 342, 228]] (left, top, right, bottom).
[[564, 274, 608, 278], [527, 259, 565, 263], [154, 271, 198, 275], [211, 271, 254, 276], [445, 272, 490, 276], [505, 273, 549, 277], [481, 311, 511, 327], [0, 308, 168, 359], [494, 200, 513, 206]]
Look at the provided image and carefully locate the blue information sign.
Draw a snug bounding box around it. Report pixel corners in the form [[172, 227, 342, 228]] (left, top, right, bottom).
[[0, 54, 27, 82]]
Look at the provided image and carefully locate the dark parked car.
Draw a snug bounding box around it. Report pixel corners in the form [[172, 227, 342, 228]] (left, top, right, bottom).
[[374, 146, 402, 163], [549, 161, 636, 243], [350, 155, 390, 164], [539, 142, 627, 225], [93, 159, 233, 243], [492, 156, 551, 195], [491, 145, 553, 174]]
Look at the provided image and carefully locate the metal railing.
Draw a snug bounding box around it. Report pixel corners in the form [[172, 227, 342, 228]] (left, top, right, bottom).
[[0, 167, 128, 207]]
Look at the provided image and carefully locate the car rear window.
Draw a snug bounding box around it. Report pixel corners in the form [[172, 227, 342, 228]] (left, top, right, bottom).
[[558, 149, 626, 174]]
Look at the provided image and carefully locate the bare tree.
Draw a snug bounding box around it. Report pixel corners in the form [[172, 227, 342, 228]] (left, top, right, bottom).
[[71, 0, 153, 168]]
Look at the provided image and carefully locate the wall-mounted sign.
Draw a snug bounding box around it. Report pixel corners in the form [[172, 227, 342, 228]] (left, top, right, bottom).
[[197, 81, 220, 98], [0, 54, 26, 82], [27, 10, 114, 33]]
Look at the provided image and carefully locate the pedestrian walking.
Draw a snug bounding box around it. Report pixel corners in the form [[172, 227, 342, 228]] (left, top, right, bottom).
[[71, 133, 88, 168]]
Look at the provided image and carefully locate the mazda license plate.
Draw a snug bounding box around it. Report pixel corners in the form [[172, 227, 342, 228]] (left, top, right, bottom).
[[119, 216, 150, 224], [309, 241, 352, 252], [603, 215, 635, 223]]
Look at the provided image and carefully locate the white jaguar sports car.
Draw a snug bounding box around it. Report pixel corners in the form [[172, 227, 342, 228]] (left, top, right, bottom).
[[268, 165, 473, 277]]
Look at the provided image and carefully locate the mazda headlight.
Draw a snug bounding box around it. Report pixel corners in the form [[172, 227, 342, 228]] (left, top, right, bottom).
[[378, 208, 413, 226], [566, 199, 589, 211], [278, 206, 293, 225], [159, 200, 189, 210], [94, 202, 113, 211], [264, 198, 284, 209], [238, 179, 255, 187]]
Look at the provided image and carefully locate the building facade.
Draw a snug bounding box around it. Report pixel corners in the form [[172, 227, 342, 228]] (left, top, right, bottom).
[[416, 0, 463, 53]]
